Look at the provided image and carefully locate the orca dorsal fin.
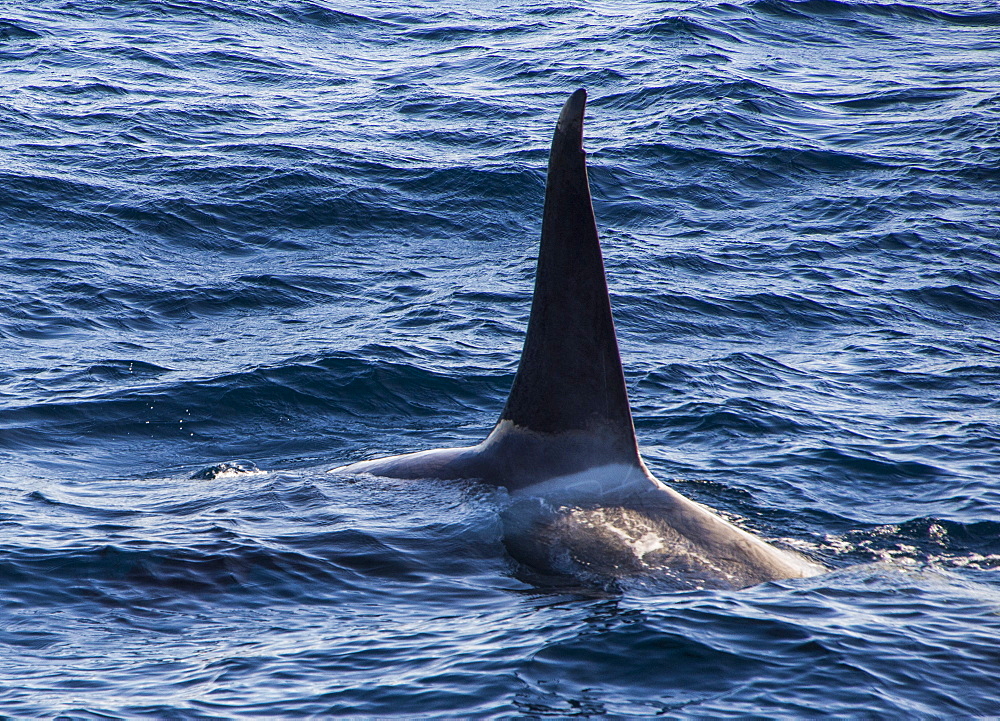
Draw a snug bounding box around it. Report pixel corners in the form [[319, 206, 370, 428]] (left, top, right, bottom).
[[498, 89, 639, 461]]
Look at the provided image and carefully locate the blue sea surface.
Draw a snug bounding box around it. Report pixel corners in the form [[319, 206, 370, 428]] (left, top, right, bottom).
[[2, 0, 1000, 716]]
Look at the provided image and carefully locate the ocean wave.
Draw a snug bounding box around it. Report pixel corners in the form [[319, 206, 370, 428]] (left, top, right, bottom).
[[0, 536, 361, 604], [0, 352, 506, 456], [750, 0, 1000, 26], [276, 2, 394, 30], [0, 18, 43, 41]]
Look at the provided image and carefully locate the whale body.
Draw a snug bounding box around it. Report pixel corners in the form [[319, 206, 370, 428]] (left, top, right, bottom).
[[333, 89, 824, 588]]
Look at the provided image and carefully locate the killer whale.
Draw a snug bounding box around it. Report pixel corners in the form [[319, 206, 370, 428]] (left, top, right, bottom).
[[333, 89, 824, 587]]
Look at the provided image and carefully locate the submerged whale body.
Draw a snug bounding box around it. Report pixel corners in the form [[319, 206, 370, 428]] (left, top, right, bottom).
[[333, 89, 824, 588]]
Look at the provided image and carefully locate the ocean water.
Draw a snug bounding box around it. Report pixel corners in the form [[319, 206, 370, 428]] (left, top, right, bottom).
[[2, 0, 1000, 715]]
